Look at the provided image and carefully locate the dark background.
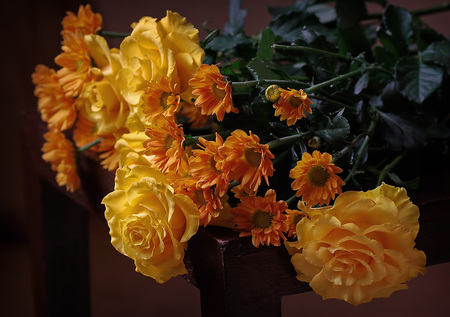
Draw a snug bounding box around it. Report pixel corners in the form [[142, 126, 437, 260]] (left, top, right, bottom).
[[1, 0, 449, 316]]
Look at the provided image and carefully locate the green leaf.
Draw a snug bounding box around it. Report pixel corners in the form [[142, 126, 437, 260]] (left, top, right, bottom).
[[354, 72, 369, 95], [207, 33, 252, 51], [377, 5, 412, 58], [336, 0, 367, 28], [246, 58, 281, 80], [396, 56, 444, 104], [257, 28, 275, 61], [422, 41, 450, 73], [313, 109, 350, 146], [387, 173, 419, 190], [376, 110, 427, 150], [383, 5, 413, 45]]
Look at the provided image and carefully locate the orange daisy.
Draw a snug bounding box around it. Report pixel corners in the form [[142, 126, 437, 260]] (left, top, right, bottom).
[[179, 102, 211, 129], [189, 133, 229, 196], [41, 130, 80, 192], [232, 189, 288, 247], [273, 88, 313, 126], [72, 113, 99, 149], [32, 65, 77, 131], [219, 129, 274, 194], [61, 4, 102, 36], [189, 64, 238, 121], [97, 136, 120, 172], [55, 30, 93, 97], [143, 77, 181, 122], [284, 208, 306, 238], [143, 117, 185, 174], [290, 150, 345, 206]]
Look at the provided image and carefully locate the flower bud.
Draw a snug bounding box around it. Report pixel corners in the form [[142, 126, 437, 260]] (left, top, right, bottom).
[[265, 84, 281, 102], [307, 136, 321, 149]]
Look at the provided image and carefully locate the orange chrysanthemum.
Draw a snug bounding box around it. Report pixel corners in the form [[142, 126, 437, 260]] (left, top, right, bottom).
[[219, 129, 274, 194], [72, 113, 99, 149], [273, 88, 313, 126], [284, 208, 306, 238], [143, 117, 185, 174], [189, 134, 229, 196], [143, 77, 181, 122], [97, 136, 120, 172], [41, 131, 80, 192], [290, 150, 345, 206], [32, 65, 77, 131], [61, 4, 102, 36], [55, 30, 93, 97], [232, 189, 288, 247], [189, 64, 238, 121], [180, 102, 211, 129]]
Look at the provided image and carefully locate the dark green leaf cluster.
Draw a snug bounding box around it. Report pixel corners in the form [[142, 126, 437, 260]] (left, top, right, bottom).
[[198, 0, 450, 194]]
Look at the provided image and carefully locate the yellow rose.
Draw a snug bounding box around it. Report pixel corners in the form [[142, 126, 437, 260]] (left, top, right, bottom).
[[102, 165, 199, 283], [76, 34, 129, 136], [116, 11, 204, 122], [285, 183, 426, 305]]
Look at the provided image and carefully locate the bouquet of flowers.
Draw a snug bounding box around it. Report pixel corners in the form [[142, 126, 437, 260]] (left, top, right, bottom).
[[32, 0, 450, 306]]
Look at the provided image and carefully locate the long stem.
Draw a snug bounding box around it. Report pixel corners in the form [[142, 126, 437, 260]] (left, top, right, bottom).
[[267, 134, 303, 151], [309, 94, 356, 111], [305, 66, 389, 93], [273, 44, 367, 64], [344, 135, 370, 184], [77, 137, 102, 152], [377, 151, 407, 186], [231, 79, 309, 90], [98, 30, 130, 38]]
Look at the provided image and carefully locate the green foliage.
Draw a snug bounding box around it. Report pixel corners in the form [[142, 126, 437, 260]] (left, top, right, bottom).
[[201, 0, 450, 191]]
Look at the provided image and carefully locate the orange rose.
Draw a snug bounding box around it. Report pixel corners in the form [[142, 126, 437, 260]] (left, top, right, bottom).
[[285, 183, 426, 305]]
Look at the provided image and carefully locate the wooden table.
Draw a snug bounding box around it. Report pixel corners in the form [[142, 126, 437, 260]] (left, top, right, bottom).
[[20, 108, 450, 317]]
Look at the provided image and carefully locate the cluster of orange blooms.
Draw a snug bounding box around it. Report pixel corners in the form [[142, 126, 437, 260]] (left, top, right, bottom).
[[32, 4, 345, 248], [32, 4, 427, 305]]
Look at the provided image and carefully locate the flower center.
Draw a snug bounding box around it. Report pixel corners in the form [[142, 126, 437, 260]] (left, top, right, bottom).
[[307, 165, 330, 186], [194, 190, 207, 206], [212, 83, 226, 99], [209, 156, 220, 173], [288, 95, 302, 108], [251, 209, 273, 229], [244, 148, 261, 168], [164, 134, 174, 150], [160, 92, 179, 110]]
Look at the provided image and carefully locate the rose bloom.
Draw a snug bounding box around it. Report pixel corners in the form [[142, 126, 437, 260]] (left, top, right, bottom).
[[116, 11, 204, 123], [285, 183, 426, 306], [102, 165, 199, 283]]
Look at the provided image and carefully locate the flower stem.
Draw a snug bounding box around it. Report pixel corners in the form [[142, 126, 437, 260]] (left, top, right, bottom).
[[201, 29, 220, 48], [344, 135, 370, 184], [309, 94, 356, 111], [273, 44, 366, 64], [376, 151, 407, 186], [77, 138, 102, 152], [267, 134, 303, 151], [286, 194, 298, 207], [98, 30, 130, 38], [231, 79, 309, 91]]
